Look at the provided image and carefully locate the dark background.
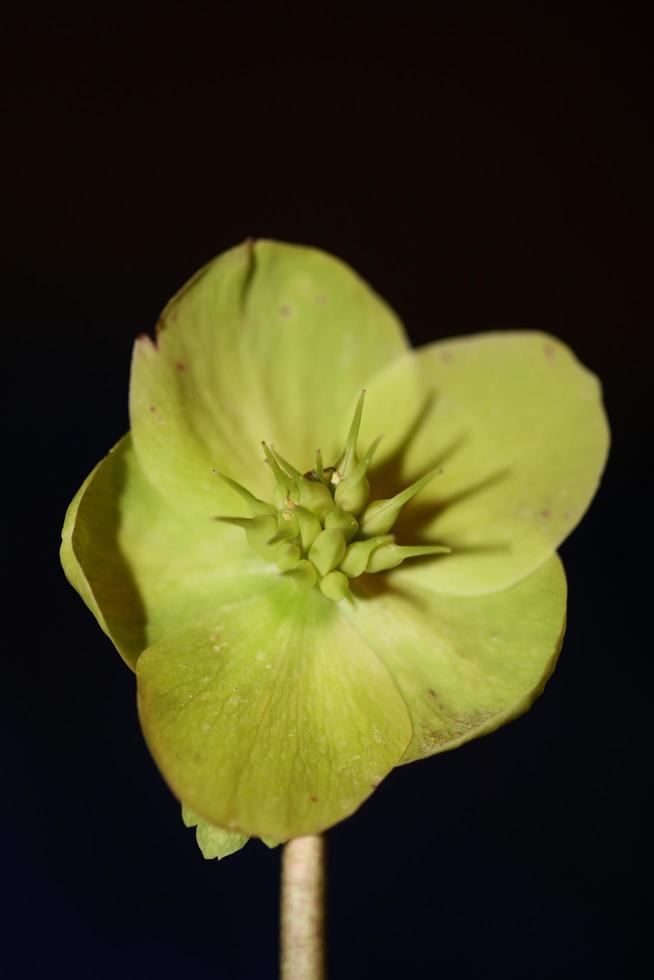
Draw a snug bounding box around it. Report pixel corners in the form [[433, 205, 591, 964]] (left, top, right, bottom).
[[3, 4, 650, 978]]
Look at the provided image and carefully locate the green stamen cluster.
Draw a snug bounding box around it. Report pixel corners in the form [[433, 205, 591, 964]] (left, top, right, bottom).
[[214, 392, 450, 602]]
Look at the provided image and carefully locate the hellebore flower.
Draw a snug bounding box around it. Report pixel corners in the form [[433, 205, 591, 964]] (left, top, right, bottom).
[[61, 240, 609, 858]]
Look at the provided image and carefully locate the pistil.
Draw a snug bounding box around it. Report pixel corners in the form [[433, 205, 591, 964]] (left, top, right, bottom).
[[212, 393, 449, 600]]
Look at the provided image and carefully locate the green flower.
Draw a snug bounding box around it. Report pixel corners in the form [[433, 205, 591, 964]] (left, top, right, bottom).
[[61, 240, 609, 857]]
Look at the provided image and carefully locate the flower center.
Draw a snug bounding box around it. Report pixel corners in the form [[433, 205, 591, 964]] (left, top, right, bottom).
[[214, 391, 450, 602]]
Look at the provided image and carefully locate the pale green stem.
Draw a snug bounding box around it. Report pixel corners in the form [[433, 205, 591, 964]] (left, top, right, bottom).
[[280, 835, 326, 980]]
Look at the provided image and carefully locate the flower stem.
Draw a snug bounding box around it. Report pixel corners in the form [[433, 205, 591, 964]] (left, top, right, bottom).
[[280, 835, 326, 980]]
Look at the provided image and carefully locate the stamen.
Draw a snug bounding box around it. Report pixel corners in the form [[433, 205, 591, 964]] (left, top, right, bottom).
[[366, 543, 451, 573], [359, 467, 442, 536], [338, 389, 366, 479], [308, 528, 348, 576], [283, 559, 319, 587], [269, 445, 303, 483], [338, 534, 394, 578], [215, 514, 278, 560], [319, 570, 353, 603], [267, 527, 298, 545], [293, 507, 322, 551], [261, 442, 293, 492], [334, 436, 381, 515], [324, 506, 359, 542], [212, 414, 451, 602], [212, 471, 276, 517], [262, 442, 299, 508], [212, 515, 255, 529], [274, 543, 302, 571], [295, 474, 336, 520]]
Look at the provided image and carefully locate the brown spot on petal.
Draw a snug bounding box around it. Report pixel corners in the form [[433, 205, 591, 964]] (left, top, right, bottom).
[[543, 344, 556, 362], [310, 795, 319, 802], [136, 332, 159, 352], [279, 304, 292, 318], [316, 292, 327, 306], [440, 350, 453, 363], [541, 508, 551, 518], [175, 360, 186, 371]]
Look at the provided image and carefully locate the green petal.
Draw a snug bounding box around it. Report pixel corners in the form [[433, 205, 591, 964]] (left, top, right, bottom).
[[60, 435, 264, 668], [136, 580, 412, 840], [61, 454, 113, 646], [348, 554, 567, 763], [129, 240, 409, 515], [182, 805, 249, 860], [364, 332, 609, 595]]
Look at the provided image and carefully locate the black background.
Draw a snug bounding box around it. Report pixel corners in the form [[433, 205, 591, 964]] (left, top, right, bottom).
[[3, 4, 650, 978]]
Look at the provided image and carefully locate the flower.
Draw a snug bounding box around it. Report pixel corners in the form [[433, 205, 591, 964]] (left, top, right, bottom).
[[61, 240, 609, 857]]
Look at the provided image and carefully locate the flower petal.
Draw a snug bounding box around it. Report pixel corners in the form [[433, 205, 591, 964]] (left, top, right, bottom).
[[129, 240, 409, 515], [60, 435, 264, 668], [363, 332, 609, 594], [347, 554, 567, 763], [136, 580, 412, 840]]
